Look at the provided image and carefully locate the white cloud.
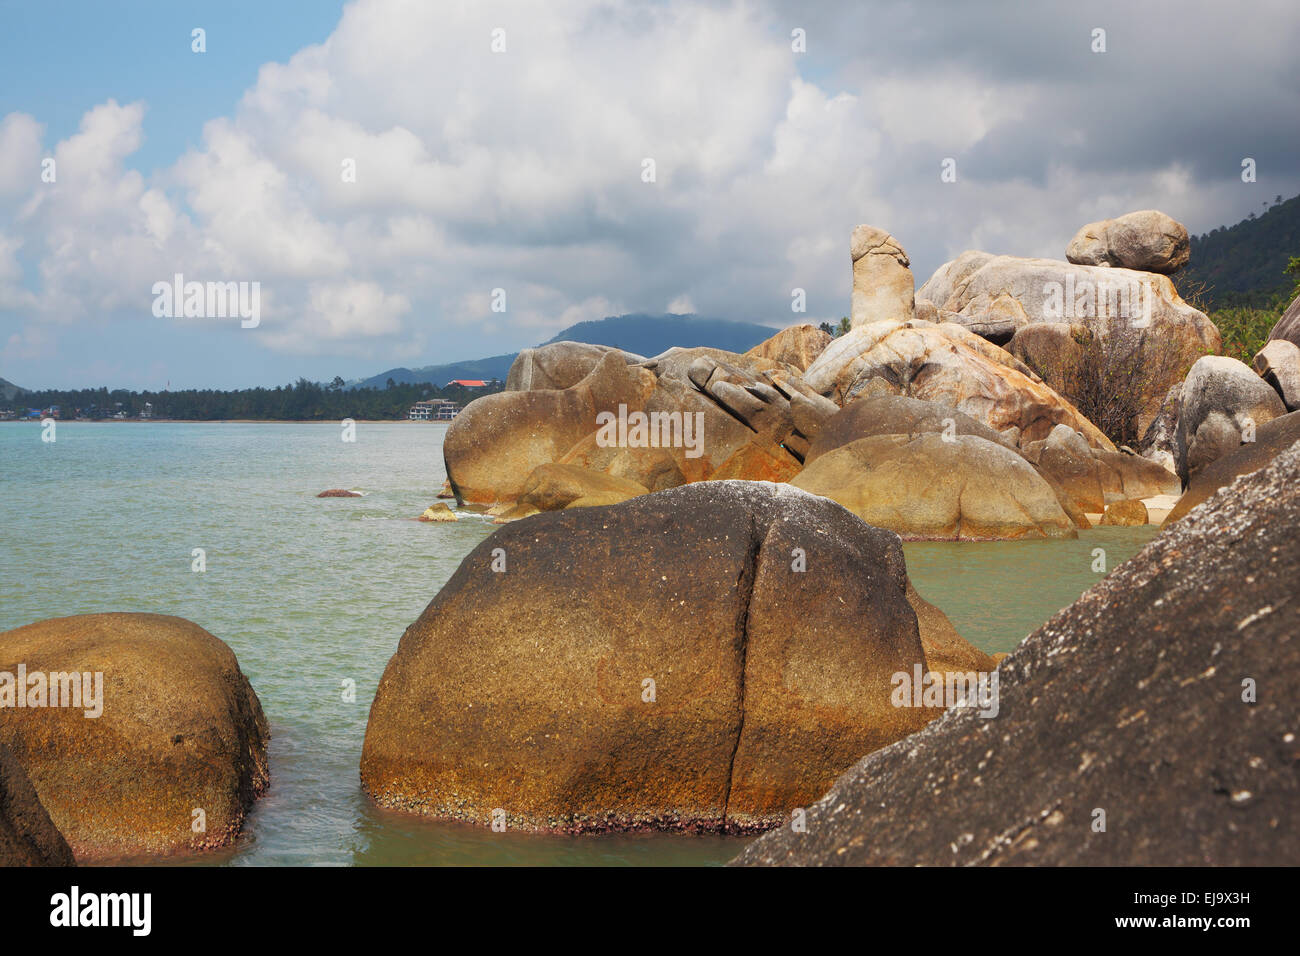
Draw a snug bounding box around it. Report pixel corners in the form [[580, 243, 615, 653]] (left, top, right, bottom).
[[2, 0, 1299, 375]]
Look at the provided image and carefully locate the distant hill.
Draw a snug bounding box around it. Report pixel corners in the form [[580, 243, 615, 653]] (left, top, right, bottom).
[[1180, 193, 1300, 309], [0, 377, 26, 402], [537, 313, 780, 355], [351, 313, 781, 389]]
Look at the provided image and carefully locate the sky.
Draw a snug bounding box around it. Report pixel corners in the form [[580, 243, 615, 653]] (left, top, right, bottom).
[[2, 0, 1298, 390]]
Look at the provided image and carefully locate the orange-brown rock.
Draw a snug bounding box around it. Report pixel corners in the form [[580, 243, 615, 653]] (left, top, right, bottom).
[[444, 351, 656, 505], [0, 613, 269, 861], [360, 482, 987, 833], [743, 323, 833, 372], [0, 741, 73, 866], [792, 433, 1077, 540], [802, 319, 1114, 451]]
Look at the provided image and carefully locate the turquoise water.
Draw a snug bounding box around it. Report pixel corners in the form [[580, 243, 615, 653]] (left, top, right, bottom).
[[0, 422, 1157, 865]]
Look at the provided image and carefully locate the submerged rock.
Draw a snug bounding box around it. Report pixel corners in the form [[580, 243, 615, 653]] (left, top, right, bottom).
[[317, 489, 362, 498], [734, 439, 1300, 866], [418, 502, 459, 522], [361, 482, 988, 833], [0, 613, 269, 862]]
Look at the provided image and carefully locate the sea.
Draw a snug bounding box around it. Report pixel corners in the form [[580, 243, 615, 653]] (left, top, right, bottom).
[[0, 421, 1158, 865]]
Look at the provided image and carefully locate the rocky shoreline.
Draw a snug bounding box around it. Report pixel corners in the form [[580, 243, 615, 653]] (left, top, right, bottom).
[[5, 210, 1298, 865]]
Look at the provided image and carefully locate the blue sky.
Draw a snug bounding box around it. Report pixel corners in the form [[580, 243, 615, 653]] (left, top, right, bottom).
[[1, 1, 345, 174], [2, 0, 1298, 391]]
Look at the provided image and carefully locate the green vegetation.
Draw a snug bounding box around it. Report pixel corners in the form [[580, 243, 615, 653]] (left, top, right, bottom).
[[1179, 193, 1300, 310], [2, 377, 503, 421], [1210, 307, 1282, 364]]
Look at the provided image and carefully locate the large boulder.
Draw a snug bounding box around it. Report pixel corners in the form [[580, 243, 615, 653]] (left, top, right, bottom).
[[923, 254, 1217, 437], [1065, 209, 1190, 273], [734, 438, 1300, 866], [918, 254, 1218, 368], [0, 741, 74, 866], [1022, 424, 1179, 512], [850, 226, 914, 328], [444, 351, 657, 504], [1138, 382, 1183, 474], [361, 482, 990, 833], [1174, 355, 1287, 484], [1164, 410, 1300, 525], [802, 319, 1114, 451], [743, 323, 832, 372], [1099, 498, 1148, 526], [791, 433, 1078, 540], [0, 613, 269, 861], [1269, 292, 1300, 347], [1253, 339, 1300, 411], [806, 394, 1015, 465], [517, 463, 648, 512], [506, 342, 646, 392], [557, 433, 686, 493]]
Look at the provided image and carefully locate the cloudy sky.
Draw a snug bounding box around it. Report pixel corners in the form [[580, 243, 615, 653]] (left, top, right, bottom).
[[2, 0, 1298, 389]]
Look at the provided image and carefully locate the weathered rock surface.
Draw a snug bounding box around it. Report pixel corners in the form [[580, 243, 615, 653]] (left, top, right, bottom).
[[317, 489, 361, 498], [506, 342, 647, 392], [743, 323, 832, 372], [806, 394, 1015, 466], [1138, 383, 1183, 474], [1253, 339, 1300, 411], [792, 433, 1078, 540], [1066, 209, 1190, 273], [1174, 355, 1287, 484], [0, 613, 269, 861], [1164, 411, 1300, 525], [918, 253, 1217, 356], [734, 440, 1300, 866], [850, 226, 914, 328], [0, 741, 74, 866], [921, 254, 1216, 434], [802, 319, 1114, 451], [418, 502, 458, 522], [1270, 292, 1300, 347], [1022, 425, 1180, 512], [361, 482, 989, 832], [517, 463, 648, 512], [444, 351, 656, 504], [557, 433, 687, 493], [1099, 498, 1148, 526]]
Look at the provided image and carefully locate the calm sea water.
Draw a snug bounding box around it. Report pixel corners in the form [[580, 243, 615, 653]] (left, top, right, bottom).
[[0, 422, 1157, 866]]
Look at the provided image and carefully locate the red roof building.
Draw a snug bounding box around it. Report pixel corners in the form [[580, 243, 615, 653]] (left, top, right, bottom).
[[447, 379, 488, 387]]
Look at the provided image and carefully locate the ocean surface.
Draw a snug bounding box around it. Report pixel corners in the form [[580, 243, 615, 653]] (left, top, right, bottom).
[[0, 422, 1158, 866]]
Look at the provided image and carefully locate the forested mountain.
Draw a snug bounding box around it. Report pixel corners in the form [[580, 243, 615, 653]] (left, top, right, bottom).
[[350, 313, 780, 390], [1180, 193, 1300, 309]]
